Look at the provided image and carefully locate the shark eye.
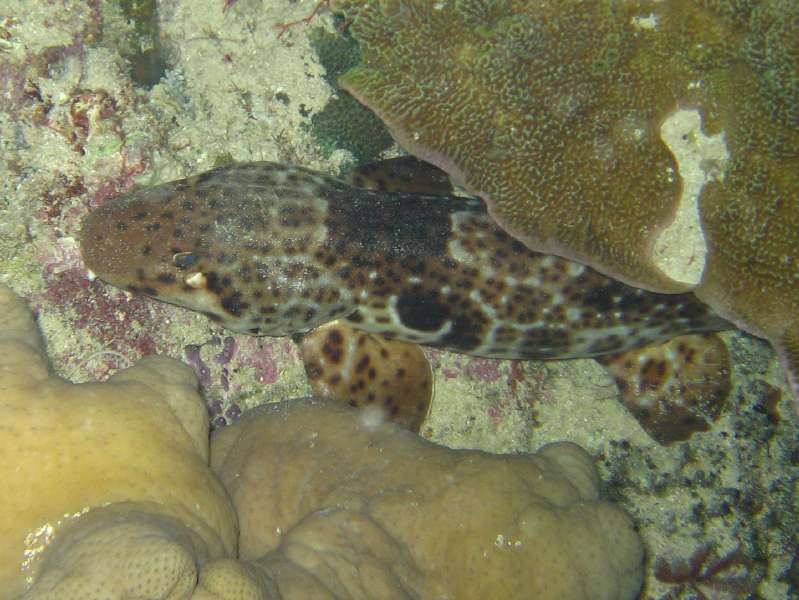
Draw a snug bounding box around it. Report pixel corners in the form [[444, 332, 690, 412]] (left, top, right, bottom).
[[173, 252, 198, 269]]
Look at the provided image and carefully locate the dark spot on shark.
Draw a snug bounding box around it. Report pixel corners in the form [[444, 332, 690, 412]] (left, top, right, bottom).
[[221, 292, 248, 317], [397, 287, 448, 332], [205, 272, 223, 294]]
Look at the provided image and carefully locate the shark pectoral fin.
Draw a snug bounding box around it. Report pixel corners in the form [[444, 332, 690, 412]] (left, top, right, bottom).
[[596, 333, 732, 445], [298, 321, 433, 432]]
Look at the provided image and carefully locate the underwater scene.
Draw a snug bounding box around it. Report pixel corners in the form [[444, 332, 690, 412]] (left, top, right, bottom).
[[0, 0, 796, 598]]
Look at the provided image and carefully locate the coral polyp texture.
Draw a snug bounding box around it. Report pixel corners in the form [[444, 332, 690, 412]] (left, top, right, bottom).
[[210, 398, 645, 600], [332, 0, 799, 404], [0, 283, 238, 598]]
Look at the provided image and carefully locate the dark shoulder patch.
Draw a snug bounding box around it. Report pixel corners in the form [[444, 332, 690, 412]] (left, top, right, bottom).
[[396, 287, 448, 332], [324, 185, 479, 262]]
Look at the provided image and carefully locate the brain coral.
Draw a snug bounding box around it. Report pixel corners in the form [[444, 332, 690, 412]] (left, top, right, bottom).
[[332, 0, 799, 404]]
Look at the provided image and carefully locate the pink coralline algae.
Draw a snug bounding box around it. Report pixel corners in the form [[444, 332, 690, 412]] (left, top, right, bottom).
[[36, 268, 160, 376], [238, 340, 280, 386], [0, 6, 170, 380], [464, 357, 504, 383], [181, 335, 290, 429]]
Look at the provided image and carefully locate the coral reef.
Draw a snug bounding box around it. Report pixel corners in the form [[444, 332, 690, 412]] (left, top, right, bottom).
[[0, 0, 324, 409], [600, 334, 799, 598], [0, 283, 237, 597], [331, 0, 799, 405], [1, 1, 797, 596], [307, 27, 394, 162], [210, 397, 645, 600], [1, 282, 645, 599]]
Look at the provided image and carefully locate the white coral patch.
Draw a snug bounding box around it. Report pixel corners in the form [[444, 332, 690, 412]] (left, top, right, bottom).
[[657, 108, 729, 286]]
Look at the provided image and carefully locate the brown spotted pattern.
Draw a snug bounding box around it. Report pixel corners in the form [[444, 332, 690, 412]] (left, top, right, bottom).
[[80, 161, 730, 360], [347, 155, 453, 195], [298, 321, 432, 431], [597, 334, 731, 444]]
